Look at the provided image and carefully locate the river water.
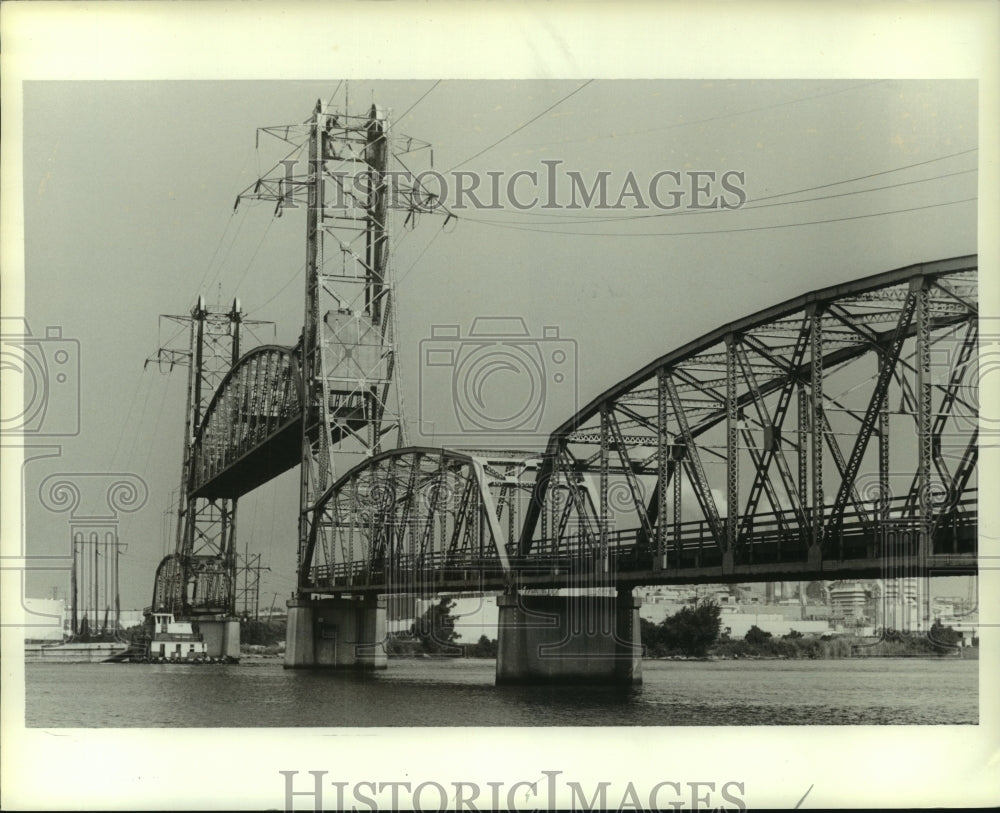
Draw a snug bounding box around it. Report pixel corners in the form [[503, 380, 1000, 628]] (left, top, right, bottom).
[[25, 657, 976, 727]]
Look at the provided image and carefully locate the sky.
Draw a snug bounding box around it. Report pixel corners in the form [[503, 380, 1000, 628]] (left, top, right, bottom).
[[14, 78, 979, 610]]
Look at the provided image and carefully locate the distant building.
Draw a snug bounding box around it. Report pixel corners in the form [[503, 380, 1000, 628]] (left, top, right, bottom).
[[720, 609, 829, 639], [829, 581, 868, 625], [802, 605, 831, 621], [874, 578, 925, 632], [19, 599, 145, 642], [21, 598, 66, 642]]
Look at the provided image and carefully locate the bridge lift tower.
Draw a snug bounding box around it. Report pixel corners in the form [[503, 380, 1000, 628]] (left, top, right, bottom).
[[238, 97, 445, 596], [147, 92, 445, 658], [148, 298, 272, 654]]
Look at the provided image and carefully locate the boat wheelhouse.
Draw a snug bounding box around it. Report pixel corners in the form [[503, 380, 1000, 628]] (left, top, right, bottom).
[[149, 613, 208, 661]]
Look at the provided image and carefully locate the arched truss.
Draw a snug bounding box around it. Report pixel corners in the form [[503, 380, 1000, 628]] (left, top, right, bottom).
[[517, 256, 978, 574], [151, 553, 184, 614], [190, 345, 303, 499], [151, 551, 236, 615], [304, 447, 536, 592]]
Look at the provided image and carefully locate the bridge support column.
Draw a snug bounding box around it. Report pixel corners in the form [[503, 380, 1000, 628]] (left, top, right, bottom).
[[496, 589, 642, 685], [198, 617, 241, 661], [284, 596, 387, 670]]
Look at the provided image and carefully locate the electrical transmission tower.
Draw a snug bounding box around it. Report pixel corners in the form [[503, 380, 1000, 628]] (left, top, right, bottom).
[[237, 94, 446, 592], [148, 297, 272, 617]]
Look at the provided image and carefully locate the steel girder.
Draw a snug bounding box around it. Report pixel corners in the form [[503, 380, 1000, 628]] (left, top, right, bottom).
[[517, 256, 978, 574]]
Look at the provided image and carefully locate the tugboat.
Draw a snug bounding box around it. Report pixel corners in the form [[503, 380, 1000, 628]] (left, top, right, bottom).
[[146, 612, 208, 662]]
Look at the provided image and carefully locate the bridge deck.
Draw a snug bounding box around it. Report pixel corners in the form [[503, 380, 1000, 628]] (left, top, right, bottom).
[[191, 417, 301, 499], [304, 509, 977, 597]]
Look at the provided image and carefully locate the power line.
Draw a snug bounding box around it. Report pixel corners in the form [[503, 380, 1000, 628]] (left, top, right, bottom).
[[448, 79, 595, 172], [475, 147, 978, 222], [109, 366, 152, 470], [396, 80, 441, 124], [326, 80, 344, 109], [461, 196, 976, 238], [203, 205, 251, 295], [460, 165, 977, 228], [194, 141, 257, 294], [516, 79, 891, 153], [232, 213, 277, 296], [397, 224, 445, 289], [759, 147, 978, 201], [247, 262, 304, 316]]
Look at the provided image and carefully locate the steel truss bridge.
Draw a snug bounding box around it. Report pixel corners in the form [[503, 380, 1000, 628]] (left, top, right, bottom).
[[153, 254, 978, 610]]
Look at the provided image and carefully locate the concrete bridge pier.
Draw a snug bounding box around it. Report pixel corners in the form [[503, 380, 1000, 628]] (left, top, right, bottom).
[[495, 589, 642, 685], [284, 595, 388, 670], [198, 617, 241, 660]]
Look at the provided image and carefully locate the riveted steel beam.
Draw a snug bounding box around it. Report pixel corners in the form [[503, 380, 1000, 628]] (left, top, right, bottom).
[[829, 281, 919, 532], [664, 372, 725, 549]]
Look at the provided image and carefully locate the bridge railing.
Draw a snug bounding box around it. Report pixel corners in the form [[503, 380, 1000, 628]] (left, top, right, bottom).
[[306, 489, 976, 589], [311, 553, 510, 590]]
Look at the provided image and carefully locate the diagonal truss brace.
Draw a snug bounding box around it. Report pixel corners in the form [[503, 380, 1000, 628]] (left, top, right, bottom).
[[829, 281, 919, 532], [663, 372, 726, 549], [604, 408, 656, 548]]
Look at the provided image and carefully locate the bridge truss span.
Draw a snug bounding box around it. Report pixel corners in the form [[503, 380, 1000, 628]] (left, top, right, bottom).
[[190, 344, 303, 500], [303, 447, 542, 595], [517, 255, 978, 584]]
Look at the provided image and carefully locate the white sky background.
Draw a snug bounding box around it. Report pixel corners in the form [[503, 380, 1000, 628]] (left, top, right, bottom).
[[2, 2, 998, 811], [17, 77, 979, 608]]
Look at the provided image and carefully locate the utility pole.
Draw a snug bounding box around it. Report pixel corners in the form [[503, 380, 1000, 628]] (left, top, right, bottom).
[[236, 543, 270, 619], [70, 534, 126, 640]]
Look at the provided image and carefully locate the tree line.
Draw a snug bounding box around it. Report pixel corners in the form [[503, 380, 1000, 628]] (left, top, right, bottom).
[[641, 599, 970, 659]]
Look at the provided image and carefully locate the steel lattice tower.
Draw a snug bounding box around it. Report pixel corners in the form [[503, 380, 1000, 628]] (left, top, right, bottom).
[[239, 96, 443, 592], [149, 297, 270, 616]]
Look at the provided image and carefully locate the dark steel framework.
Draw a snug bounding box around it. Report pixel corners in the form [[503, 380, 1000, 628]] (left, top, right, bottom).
[[191, 345, 303, 499], [152, 96, 443, 614], [150, 298, 273, 615], [235, 99, 444, 594], [517, 255, 979, 582], [306, 447, 529, 594], [304, 256, 978, 595], [146, 103, 978, 605]]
